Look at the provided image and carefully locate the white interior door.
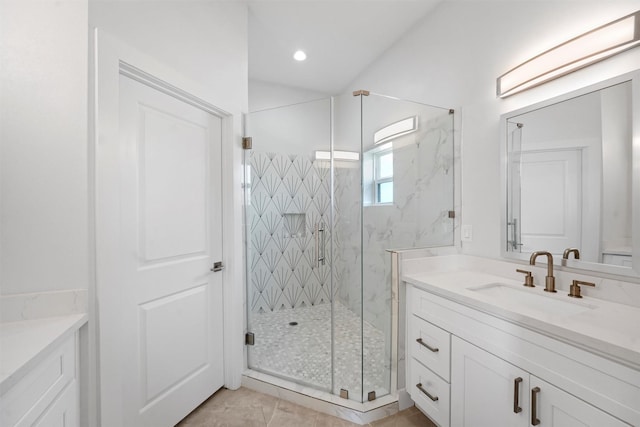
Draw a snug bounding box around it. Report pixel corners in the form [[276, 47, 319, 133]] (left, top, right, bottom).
[[518, 149, 582, 256], [94, 31, 235, 427], [115, 73, 224, 426]]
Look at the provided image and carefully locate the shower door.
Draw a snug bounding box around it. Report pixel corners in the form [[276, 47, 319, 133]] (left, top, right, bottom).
[[331, 93, 455, 402], [507, 121, 524, 253], [361, 94, 455, 400], [244, 93, 456, 403], [244, 99, 334, 392]]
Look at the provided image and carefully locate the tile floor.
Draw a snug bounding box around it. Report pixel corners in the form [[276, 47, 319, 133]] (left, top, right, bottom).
[[248, 302, 389, 398], [176, 387, 437, 427]]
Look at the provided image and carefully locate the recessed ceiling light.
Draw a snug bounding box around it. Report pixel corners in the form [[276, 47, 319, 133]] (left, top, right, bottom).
[[293, 50, 307, 61]]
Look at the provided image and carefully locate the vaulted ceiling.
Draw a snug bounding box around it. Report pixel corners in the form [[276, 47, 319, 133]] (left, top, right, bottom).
[[248, 0, 444, 94]]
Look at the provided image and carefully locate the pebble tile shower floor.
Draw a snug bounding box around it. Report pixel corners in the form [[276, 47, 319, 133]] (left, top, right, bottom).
[[248, 302, 388, 398]]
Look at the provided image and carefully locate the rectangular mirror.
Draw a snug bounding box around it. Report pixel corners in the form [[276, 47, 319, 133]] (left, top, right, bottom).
[[501, 71, 640, 279]]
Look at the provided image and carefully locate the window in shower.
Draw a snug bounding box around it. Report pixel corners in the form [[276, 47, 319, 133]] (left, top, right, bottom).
[[362, 143, 393, 206], [374, 148, 393, 204]]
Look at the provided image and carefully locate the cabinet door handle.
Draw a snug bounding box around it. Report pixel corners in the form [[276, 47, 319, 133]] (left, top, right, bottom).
[[416, 338, 439, 353], [531, 386, 540, 426], [416, 383, 439, 402], [513, 377, 522, 413]]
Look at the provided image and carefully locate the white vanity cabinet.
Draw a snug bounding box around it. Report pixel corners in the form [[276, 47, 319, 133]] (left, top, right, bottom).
[[450, 337, 529, 426], [408, 313, 451, 426], [0, 331, 79, 427], [31, 379, 78, 427], [529, 376, 628, 427], [406, 284, 639, 427], [451, 337, 626, 427]]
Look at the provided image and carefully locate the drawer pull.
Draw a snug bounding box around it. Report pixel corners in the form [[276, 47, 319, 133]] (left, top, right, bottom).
[[513, 377, 522, 413], [531, 387, 541, 426], [416, 383, 439, 402], [416, 338, 439, 353]]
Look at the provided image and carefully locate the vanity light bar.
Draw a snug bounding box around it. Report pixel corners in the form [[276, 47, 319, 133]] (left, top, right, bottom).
[[497, 10, 640, 98], [374, 116, 418, 145], [314, 150, 360, 161]]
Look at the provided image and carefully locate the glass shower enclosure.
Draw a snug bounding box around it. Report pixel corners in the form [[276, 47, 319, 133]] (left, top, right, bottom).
[[244, 93, 454, 403]]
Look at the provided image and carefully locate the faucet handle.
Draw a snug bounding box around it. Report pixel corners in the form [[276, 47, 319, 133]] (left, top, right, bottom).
[[568, 280, 595, 298], [516, 269, 534, 287]]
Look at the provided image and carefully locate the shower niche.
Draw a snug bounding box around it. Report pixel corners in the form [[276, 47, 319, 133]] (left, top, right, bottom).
[[282, 213, 306, 238], [243, 93, 455, 404]]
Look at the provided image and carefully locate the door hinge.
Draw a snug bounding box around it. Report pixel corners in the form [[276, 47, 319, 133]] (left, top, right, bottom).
[[368, 391, 376, 401], [448, 210, 456, 218], [245, 332, 255, 346], [242, 137, 252, 150]]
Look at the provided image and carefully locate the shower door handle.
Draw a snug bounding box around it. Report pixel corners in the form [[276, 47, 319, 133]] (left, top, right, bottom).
[[508, 218, 523, 251], [315, 222, 325, 268]]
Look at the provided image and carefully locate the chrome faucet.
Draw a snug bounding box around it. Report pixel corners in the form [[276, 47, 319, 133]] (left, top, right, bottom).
[[529, 251, 556, 293]]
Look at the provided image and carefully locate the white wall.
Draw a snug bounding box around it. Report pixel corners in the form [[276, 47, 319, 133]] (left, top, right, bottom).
[[601, 81, 633, 248], [346, 0, 640, 259], [249, 79, 330, 112], [246, 97, 331, 155], [0, 0, 89, 295], [1, 0, 249, 298], [2, 2, 248, 423], [90, 1, 247, 115]]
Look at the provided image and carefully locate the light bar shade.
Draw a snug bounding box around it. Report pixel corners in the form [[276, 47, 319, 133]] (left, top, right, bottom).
[[314, 150, 360, 161], [374, 116, 418, 145], [497, 11, 640, 98]]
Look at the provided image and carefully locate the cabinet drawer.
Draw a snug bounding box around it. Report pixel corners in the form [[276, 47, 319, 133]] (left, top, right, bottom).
[[409, 314, 451, 381], [31, 380, 78, 427], [1, 334, 76, 427], [410, 358, 450, 427]]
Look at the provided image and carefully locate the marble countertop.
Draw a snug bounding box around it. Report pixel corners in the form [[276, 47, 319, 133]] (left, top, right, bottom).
[[402, 270, 640, 370], [0, 314, 88, 394]]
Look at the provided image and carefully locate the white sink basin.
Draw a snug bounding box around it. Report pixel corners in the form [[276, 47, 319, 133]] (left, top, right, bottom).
[[468, 283, 596, 316]]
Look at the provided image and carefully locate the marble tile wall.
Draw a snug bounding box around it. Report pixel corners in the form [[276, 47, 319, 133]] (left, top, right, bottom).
[[332, 110, 455, 396], [334, 113, 455, 332], [331, 164, 361, 311]]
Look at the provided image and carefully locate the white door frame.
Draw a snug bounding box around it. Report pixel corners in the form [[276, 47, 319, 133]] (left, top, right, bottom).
[[92, 29, 244, 426]]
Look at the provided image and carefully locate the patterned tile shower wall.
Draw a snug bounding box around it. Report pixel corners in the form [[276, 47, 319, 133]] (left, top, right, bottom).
[[248, 152, 334, 313]]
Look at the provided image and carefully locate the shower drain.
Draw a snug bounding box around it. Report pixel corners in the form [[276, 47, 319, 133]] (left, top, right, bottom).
[[289, 321, 298, 326]]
